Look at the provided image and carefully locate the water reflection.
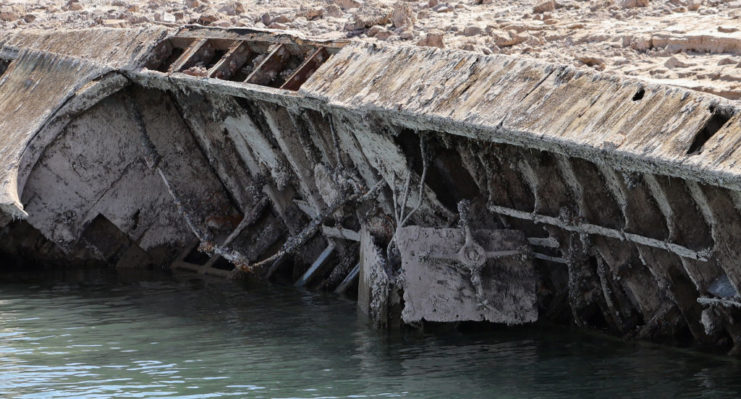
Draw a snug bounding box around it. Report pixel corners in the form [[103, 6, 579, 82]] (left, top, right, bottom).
[[0, 271, 740, 398]]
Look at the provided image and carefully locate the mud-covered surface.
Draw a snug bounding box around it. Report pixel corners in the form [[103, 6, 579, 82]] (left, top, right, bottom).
[[397, 227, 536, 324], [4, 25, 741, 356]]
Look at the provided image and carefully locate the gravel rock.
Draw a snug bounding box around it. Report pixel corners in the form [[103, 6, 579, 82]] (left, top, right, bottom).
[[0, 8, 19, 22], [337, 0, 362, 10], [183, 65, 208, 76], [532, 0, 555, 13], [618, 0, 650, 8], [493, 30, 528, 47], [399, 30, 414, 40], [325, 5, 343, 17], [302, 7, 323, 20], [391, 3, 416, 29], [686, 0, 703, 11], [367, 25, 392, 39], [718, 57, 736, 66], [220, 2, 246, 15], [102, 18, 127, 27], [272, 14, 293, 23], [66, 1, 84, 12], [345, 10, 389, 31], [463, 25, 482, 36], [417, 31, 445, 48], [577, 56, 606, 70], [269, 21, 288, 29], [198, 12, 220, 25]]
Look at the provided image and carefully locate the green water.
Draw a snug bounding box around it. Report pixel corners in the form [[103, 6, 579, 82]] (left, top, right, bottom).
[[1, 269, 741, 398]]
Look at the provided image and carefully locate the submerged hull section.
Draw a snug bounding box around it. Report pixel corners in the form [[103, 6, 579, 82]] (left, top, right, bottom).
[[3, 26, 741, 353]]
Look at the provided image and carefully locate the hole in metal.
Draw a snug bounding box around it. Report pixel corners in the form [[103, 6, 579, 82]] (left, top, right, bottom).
[[688, 106, 733, 155]]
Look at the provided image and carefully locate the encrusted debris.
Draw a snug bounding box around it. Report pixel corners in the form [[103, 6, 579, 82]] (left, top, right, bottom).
[[396, 226, 536, 324], [3, 26, 741, 356]]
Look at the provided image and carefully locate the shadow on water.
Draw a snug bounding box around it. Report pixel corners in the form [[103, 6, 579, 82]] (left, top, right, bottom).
[[1, 267, 741, 398]]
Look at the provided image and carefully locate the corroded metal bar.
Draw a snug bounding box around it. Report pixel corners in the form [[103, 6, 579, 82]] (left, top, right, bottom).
[[295, 242, 336, 287], [335, 263, 360, 294], [488, 203, 710, 261]]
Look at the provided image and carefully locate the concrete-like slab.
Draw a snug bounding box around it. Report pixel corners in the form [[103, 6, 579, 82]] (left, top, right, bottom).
[[396, 226, 537, 325]]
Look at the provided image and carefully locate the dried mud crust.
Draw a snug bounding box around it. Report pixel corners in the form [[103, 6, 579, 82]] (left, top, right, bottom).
[[3, 0, 741, 99]]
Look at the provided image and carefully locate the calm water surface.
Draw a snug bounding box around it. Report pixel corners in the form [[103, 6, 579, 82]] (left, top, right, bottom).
[[1, 269, 741, 398]]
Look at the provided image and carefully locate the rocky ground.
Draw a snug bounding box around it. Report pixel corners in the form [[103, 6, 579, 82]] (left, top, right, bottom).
[[2, 0, 741, 99]]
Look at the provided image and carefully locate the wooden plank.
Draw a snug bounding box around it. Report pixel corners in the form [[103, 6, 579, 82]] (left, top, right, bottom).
[[245, 44, 289, 86], [168, 39, 207, 73], [209, 41, 252, 80], [280, 47, 329, 91]]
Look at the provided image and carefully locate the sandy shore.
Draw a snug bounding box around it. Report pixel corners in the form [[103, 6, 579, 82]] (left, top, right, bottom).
[[3, 0, 741, 99]]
